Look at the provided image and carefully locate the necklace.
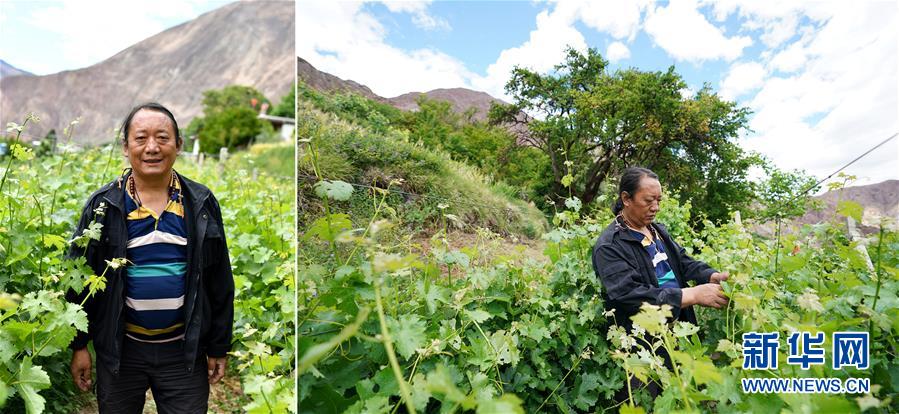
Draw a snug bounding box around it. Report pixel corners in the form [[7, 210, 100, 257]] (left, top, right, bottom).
[[618, 214, 660, 242], [129, 171, 177, 207]]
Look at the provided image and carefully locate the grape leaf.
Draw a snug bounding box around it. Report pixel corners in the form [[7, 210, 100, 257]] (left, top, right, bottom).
[[465, 309, 492, 324], [387, 314, 427, 359], [16, 359, 50, 414], [836, 200, 863, 222], [477, 394, 524, 414], [314, 180, 354, 201]]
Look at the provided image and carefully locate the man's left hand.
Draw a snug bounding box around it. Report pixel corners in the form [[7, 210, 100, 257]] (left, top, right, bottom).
[[710, 272, 729, 284], [208, 356, 227, 384]]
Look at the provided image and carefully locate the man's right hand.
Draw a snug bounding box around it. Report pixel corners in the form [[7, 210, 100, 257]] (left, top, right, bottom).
[[71, 348, 92, 392], [682, 284, 729, 309]]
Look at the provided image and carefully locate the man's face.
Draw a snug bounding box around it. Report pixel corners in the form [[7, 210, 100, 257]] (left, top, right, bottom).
[[123, 109, 180, 179], [623, 177, 662, 228]]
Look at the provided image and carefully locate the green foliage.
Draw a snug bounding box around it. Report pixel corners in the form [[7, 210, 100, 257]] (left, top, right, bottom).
[[400, 97, 458, 148], [0, 115, 114, 413], [33, 129, 57, 157], [298, 99, 548, 238], [300, 176, 615, 413], [191, 85, 275, 154], [199, 106, 265, 152], [397, 95, 554, 206], [229, 142, 295, 179], [202, 85, 271, 115], [314, 180, 354, 201], [752, 165, 819, 220], [301, 149, 899, 413], [174, 156, 295, 414], [492, 145, 553, 208], [299, 82, 403, 135], [271, 83, 297, 118], [490, 47, 761, 223], [1, 114, 294, 413]]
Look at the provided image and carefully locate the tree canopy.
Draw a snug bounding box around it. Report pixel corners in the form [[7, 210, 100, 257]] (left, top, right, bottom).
[[490, 47, 760, 223], [187, 85, 271, 153]]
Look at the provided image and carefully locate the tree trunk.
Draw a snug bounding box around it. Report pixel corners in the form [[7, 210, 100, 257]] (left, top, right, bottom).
[[580, 155, 613, 206]]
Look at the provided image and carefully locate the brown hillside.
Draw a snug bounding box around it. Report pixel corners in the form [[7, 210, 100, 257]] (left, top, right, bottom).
[[0, 1, 294, 145], [800, 179, 899, 232], [297, 57, 385, 103], [388, 88, 506, 122], [297, 56, 511, 123], [0, 59, 33, 79]]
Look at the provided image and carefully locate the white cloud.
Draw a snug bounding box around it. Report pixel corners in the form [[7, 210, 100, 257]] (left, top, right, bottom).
[[702, 0, 808, 48], [719, 61, 766, 100], [740, 2, 898, 186], [472, 8, 588, 99], [23, 0, 211, 73], [297, 2, 473, 98], [644, 0, 753, 62], [606, 41, 630, 62], [757, 13, 798, 48], [768, 38, 808, 73], [473, 0, 653, 99], [551, 0, 650, 41], [381, 0, 449, 31], [297, 0, 650, 102]]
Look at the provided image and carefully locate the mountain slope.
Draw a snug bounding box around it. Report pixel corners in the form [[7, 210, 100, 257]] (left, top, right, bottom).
[[297, 57, 505, 122], [801, 179, 899, 231], [388, 88, 505, 122], [297, 57, 385, 103], [0, 59, 33, 79], [0, 1, 294, 145]]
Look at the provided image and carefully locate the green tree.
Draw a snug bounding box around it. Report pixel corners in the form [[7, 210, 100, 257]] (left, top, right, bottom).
[[490, 47, 759, 223], [270, 83, 296, 118], [35, 128, 57, 157], [201, 85, 270, 115], [753, 165, 819, 220], [401, 96, 458, 149], [199, 106, 263, 152], [192, 85, 271, 153]]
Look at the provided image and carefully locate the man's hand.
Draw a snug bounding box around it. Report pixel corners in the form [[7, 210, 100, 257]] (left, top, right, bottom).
[[682, 284, 729, 309], [70, 348, 92, 392], [710, 272, 729, 284], [207, 356, 227, 384]]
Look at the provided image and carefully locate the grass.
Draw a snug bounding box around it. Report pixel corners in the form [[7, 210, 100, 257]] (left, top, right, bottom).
[[231, 141, 294, 179], [298, 101, 548, 239]]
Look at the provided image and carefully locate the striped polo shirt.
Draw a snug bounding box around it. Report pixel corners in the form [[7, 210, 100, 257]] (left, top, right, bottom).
[[124, 173, 187, 343], [629, 229, 678, 289]]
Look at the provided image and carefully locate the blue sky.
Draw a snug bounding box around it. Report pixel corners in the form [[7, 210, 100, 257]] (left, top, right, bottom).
[[366, 0, 739, 90], [298, 0, 898, 187], [0, 0, 234, 76]]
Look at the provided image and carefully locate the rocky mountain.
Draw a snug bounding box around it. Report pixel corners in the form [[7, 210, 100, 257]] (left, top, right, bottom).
[[297, 57, 384, 103], [800, 179, 899, 232], [0, 59, 33, 79], [297, 57, 505, 122], [389, 88, 504, 122], [0, 1, 294, 145]]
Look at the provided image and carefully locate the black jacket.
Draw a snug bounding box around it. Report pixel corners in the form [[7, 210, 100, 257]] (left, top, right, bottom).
[[591, 218, 717, 332], [66, 171, 234, 374]]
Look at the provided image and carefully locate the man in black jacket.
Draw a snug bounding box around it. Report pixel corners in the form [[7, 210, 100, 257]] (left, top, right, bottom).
[[66, 103, 234, 413]]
